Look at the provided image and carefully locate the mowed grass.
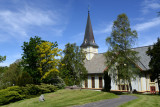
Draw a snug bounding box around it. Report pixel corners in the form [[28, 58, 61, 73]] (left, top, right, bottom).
[[119, 94, 160, 107], [2, 89, 118, 107]]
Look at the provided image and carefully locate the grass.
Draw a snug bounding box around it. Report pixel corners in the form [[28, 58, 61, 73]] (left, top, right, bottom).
[[119, 94, 160, 107], [2, 89, 118, 107]]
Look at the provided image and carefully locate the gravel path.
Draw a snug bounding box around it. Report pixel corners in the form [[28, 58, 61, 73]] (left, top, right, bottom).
[[73, 95, 137, 107]]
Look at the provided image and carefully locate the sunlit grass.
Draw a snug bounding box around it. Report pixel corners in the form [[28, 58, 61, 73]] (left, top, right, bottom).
[[119, 94, 160, 107], [2, 89, 118, 107]]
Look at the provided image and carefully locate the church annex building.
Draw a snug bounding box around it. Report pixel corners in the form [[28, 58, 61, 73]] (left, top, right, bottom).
[[80, 11, 158, 93]]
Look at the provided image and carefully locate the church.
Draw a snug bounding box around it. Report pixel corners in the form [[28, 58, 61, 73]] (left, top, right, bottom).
[[80, 11, 159, 93]]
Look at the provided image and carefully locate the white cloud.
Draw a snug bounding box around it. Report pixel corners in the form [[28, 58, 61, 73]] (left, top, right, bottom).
[[133, 17, 160, 31], [141, 0, 160, 14], [0, 6, 66, 43]]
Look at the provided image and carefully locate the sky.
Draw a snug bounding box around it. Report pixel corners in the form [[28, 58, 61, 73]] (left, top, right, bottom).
[[0, 0, 160, 66]]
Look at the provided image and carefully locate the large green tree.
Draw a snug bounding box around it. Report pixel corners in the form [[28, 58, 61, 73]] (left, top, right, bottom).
[[105, 13, 139, 93], [36, 41, 62, 81], [146, 38, 160, 95], [60, 43, 87, 86], [22, 36, 43, 84]]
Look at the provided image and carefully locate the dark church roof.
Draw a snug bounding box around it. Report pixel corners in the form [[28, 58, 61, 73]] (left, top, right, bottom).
[[84, 46, 151, 74], [80, 11, 99, 48]]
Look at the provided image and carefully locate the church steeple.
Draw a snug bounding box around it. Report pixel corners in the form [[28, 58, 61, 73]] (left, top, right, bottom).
[[80, 11, 99, 48], [80, 10, 98, 60]]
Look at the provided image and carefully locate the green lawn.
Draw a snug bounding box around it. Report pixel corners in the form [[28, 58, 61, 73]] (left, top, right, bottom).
[[2, 89, 118, 107], [119, 94, 160, 107]]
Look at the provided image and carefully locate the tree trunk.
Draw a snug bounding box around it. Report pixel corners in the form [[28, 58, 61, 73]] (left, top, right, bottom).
[[129, 81, 132, 93]]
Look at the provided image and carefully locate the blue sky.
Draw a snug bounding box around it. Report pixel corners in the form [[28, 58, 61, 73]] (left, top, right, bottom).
[[0, 0, 160, 66]]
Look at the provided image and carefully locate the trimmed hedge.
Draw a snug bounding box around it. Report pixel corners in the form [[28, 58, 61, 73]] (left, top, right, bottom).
[[0, 84, 58, 105]]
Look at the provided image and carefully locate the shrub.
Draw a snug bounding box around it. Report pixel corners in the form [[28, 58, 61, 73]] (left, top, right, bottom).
[[25, 84, 57, 95], [25, 84, 40, 95], [0, 89, 23, 105], [53, 76, 65, 89], [39, 83, 57, 92], [0, 84, 58, 105], [7, 86, 23, 94]]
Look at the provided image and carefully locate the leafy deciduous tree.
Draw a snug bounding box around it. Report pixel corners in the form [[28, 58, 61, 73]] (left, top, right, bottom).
[[21, 36, 43, 84], [60, 43, 87, 86], [36, 41, 62, 80], [105, 13, 139, 93], [0, 60, 33, 89]]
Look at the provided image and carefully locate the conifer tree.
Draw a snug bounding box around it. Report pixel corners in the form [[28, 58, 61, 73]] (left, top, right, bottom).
[[147, 38, 160, 94], [105, 13, 139, 93]]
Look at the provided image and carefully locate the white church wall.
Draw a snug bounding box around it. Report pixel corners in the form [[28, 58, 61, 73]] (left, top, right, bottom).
[[88, 75, 91, 88], [95, 75, 99, 88], [141, 75, 147, 91], [102, 75, 104, 88], [131, 78, 139, 91]]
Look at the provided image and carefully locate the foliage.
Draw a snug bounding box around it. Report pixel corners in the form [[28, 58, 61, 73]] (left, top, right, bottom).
[[1, 90, 118, 107], [36, 41, 62, 80], [0, 66, 8, 74], [0, 87, 23, 105], [24, 84, 57, 96], [21, 36, 43, 84], [60, 43, 87, 86], [0, 60, 33, 89], [103, 70, 111, 92], [0, 84, 58, 105], [146, 38, 160, 95], [0, 55, 6, 63], [105, 13, 139, 92]]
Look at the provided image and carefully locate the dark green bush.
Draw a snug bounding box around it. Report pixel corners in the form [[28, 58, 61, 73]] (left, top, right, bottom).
[[0, 84, 58, 105], [0, 89, 23, 105], [39, 83, 57, 92], [25, 84, 57, 95], [25, 84, 40, 95]]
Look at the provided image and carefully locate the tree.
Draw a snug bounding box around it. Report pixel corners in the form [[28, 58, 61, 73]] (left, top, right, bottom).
[[21, 36, 43, 84], [36, 41, 62, 81], [0, 55, 6, 63], [105, 13, 139, 93], [146, 38, 160, 95], [0, 60, 33, 89], [103, 70, 111, 92], [60, 43, 87, 86]]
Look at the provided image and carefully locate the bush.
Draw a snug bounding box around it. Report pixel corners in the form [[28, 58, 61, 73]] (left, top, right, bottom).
[[53, 77, 65, 89], [25, 84, 41, 95], [0, 89, 23, 105], [0, 84, 58, 105], [7, 86, 23, 94], [39, 83, 57, 92], [25, 84, 57, 95]]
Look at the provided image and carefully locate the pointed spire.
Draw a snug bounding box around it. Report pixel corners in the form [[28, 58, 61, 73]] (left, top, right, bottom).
[[88, 5, 90, 14], [80, 10, 99, 48]]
